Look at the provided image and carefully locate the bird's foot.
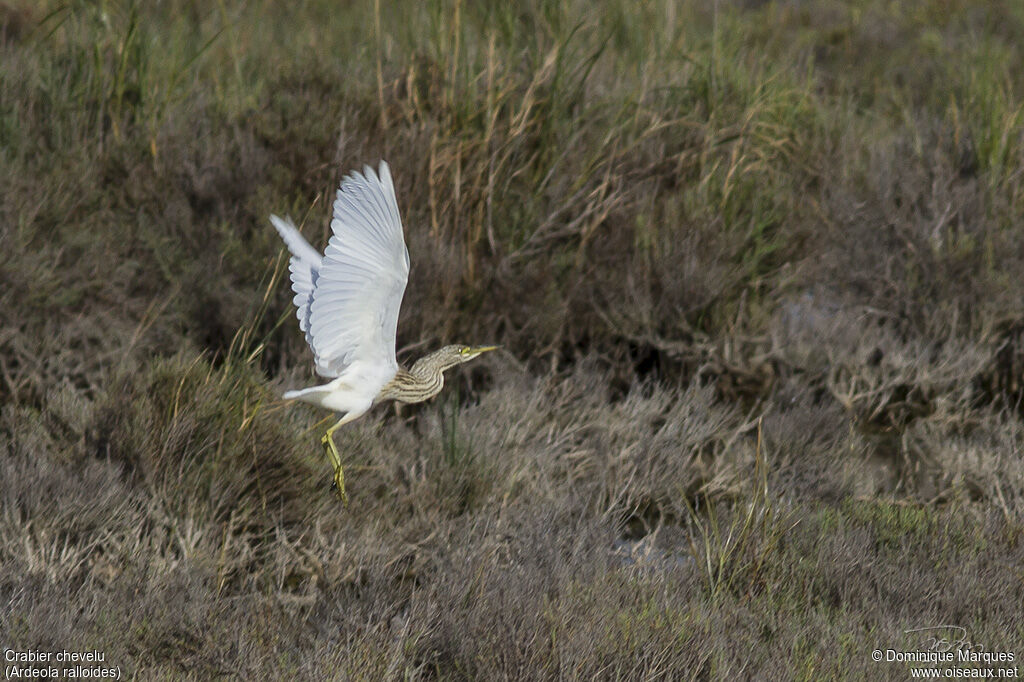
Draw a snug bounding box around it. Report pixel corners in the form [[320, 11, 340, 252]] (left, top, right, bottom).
[[321, 431, 348, 506], [330, 463, 348, 505]]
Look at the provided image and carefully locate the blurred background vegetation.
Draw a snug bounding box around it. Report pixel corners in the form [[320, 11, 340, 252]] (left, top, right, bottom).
[[2, 0, 1023, 678]]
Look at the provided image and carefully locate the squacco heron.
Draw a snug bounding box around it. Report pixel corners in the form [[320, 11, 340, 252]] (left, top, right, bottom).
[[270, 161, 496, 504]]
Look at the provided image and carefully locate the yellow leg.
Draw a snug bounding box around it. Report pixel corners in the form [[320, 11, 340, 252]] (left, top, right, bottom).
[[321, 421, 348, 506]]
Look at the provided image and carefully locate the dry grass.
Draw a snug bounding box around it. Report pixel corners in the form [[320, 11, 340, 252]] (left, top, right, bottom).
[[2, 0, 1024, 679]]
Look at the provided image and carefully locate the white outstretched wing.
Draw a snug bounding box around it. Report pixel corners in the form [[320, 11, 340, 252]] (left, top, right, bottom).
[[269, 214, 321, 351], [293, 162, 410, 378]]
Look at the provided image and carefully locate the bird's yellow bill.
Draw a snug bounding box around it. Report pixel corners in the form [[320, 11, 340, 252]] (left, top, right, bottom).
[[469, 345, 499, 353]]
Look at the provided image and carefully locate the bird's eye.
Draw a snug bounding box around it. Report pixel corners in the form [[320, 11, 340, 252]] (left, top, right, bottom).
[[459, 346, 470, 355]]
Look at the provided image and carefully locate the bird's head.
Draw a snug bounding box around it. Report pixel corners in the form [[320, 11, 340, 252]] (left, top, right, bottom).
[[433, 344, 499, 372]]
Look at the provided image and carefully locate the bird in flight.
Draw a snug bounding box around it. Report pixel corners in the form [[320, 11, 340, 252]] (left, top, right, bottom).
[[270, 161, 496, 504]]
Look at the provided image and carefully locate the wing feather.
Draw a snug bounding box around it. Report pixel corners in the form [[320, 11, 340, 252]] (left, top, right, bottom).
[[270, 214, 320, 350]]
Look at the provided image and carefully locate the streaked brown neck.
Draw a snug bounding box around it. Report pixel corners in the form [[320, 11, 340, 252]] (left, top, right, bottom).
[[377, 366, 444, 405]]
